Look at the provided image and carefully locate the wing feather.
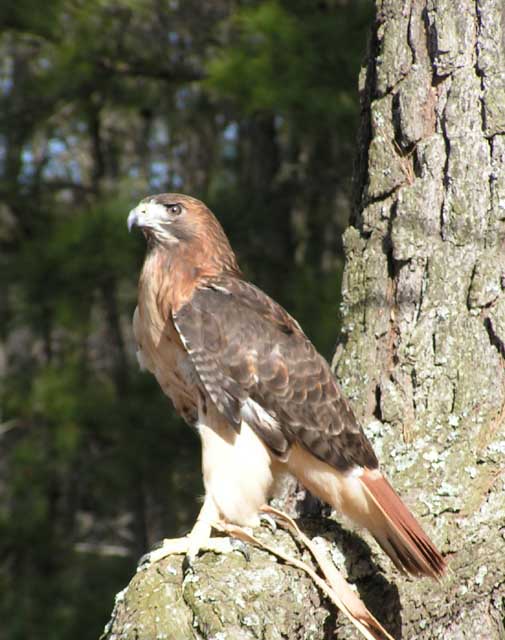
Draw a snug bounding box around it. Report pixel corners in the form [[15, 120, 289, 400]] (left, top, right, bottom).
[[173, 276, 378, 471]]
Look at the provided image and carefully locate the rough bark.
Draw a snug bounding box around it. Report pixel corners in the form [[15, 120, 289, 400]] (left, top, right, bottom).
[[334, 0, 505, 636], [102, 1, 505, 638], [101, 514, 407, 640], [101, 524, 333, 640]]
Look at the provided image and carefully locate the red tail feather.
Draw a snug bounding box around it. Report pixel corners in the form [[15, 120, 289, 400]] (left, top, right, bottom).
[[359, 469, 446, 579]]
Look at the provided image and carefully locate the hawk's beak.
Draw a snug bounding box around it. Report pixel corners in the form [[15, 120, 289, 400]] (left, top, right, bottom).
[[127, 207, 139, 232]]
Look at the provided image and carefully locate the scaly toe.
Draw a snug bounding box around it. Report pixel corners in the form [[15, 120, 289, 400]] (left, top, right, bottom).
[[137, 537, 192, 571]]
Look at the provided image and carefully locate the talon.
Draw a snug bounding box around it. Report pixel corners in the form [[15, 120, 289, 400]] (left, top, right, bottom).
[[137, 551, 153, 570], [137, 538, 181, 570], [259, 513, 277, 534], [150, 539, 165, 551], [182, 553, 197, 575], [137, 536, 193, 569], [230, 538, 251, 561]]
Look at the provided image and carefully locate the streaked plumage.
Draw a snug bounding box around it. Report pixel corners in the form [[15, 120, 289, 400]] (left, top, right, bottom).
[[128, 193, 446, 579]]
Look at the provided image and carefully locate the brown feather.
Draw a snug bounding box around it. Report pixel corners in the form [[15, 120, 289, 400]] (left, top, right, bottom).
[[173, 276, 379, 470], [359, 469, 446, 579]]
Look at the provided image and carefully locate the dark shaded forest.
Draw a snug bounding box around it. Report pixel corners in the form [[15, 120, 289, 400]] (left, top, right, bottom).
[[0, 1, 372, 638]]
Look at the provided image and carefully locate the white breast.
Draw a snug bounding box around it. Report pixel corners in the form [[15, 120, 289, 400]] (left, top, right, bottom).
[[198, 404, 275, 527]]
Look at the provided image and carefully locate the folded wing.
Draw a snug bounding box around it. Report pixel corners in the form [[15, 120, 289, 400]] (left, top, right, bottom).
[[173, 275, 378, 471]]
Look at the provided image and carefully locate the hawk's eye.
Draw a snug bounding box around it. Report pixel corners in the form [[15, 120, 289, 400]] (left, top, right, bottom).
[[167, 203, 182, 216]]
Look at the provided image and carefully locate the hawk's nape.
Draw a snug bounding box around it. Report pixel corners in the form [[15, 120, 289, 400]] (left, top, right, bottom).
[[128, 192, 446, 579]]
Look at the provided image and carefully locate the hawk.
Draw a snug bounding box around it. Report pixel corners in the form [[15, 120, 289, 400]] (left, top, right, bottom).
[[127, 193, 446, 578]]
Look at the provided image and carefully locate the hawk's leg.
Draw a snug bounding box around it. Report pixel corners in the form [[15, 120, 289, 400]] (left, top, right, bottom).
[[137, 494, 249, 569], [186, 492, 219, 560]]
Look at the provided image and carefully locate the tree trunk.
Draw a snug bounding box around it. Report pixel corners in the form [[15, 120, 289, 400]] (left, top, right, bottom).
[[101, 1, 505, 638], [334, 0, 505, 636]]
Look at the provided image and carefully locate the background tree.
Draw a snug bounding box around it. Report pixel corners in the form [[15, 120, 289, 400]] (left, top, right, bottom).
[[102, 0, 505, 638], [0, 1, 371, 639]]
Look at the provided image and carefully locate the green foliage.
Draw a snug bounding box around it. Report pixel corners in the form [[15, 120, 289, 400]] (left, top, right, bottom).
[[9, 198, 136, 332], [207, 0, 371, 130], [0, 0, 65, 40]]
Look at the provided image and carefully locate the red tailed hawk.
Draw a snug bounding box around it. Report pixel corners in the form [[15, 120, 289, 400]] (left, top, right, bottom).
[[127, 193, 446, 578]]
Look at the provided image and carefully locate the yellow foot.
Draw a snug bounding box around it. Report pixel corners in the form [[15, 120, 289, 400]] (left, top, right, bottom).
[[138, 535, 250, 570], [138, 497, 263, 571]]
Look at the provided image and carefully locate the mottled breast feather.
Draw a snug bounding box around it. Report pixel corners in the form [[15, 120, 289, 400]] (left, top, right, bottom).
[[173, 276, 378, 471]]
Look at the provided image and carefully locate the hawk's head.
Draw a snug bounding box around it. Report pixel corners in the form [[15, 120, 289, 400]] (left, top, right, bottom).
[[127, 193, 211, 245], [128, 193, 241, 275]]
